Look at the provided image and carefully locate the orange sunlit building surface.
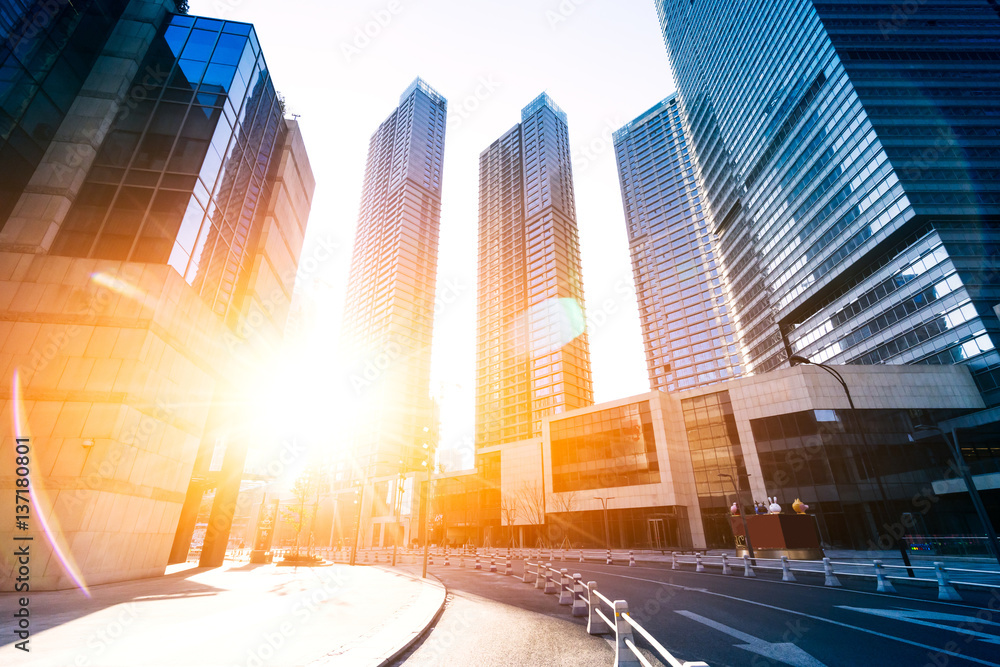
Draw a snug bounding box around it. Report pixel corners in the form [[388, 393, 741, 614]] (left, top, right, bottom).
[[0, 0, 313, 590]]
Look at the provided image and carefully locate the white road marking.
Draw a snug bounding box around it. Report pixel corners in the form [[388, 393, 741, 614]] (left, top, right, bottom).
[[574, 569, 1000, 666], [676, 610, 827, 667], [837, 607, 1000, 645]]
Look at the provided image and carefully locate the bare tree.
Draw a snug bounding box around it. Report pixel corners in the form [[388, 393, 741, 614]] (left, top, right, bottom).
[[516, 481, 545, 526], [549, 491, 579, 514]]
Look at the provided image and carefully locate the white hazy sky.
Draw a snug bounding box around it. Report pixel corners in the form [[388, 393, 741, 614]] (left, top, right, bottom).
[[189, 0, 677, 469]]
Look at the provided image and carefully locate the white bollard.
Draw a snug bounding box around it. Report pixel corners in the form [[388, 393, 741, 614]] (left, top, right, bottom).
[[535, 562, 546, 589], [629, 550, 635, 567], [781, 555, 796, 582], [672, 551, 678, 570], [444, 552, 450, 566], [579, 549, 585, 563], [873, 559, 895, 593], [572, 574, 587, 616], [490, 555, 497, 573], [606, 549, 613, 565], [695, 553, 705, 573], [823, 558, 842, 587], [544, 565, 557, 594], [935, 562, 962, 601], [523, 561, 536, 584], [560, 549, 566, 562], [475, 554, 481, 570], [505, 555, 512, 576], [558, 568, 573, 605], [722, 553, 732, 575], [586, 582, 609, 635], [743, 554, 756, 577], [613, 600, 643, 667]]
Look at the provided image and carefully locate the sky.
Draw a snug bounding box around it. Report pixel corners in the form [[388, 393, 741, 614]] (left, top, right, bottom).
[[189, 0, 677, 470]]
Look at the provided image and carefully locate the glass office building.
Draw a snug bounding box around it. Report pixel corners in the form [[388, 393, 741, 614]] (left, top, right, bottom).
[[656, 0, 1000, 406], [476, 93, 593, 449], [342, 78, 447, 477], [47, 13, 287, 325], [0, 0, 314, 587], [614, 95, 741, 392]]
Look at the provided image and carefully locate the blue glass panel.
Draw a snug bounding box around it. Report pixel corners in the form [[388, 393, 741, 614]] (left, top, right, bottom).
[[211, 33, 246, 65], [201, 63, 236, 92], [164, 25, 190, 57], [222, 22, 252, 36], [237, 46, 255, 81], [183, 29, 217, 61], [169, 15, 195, 28], [175, 59, 205, 86], [194, 17, 224, 31]]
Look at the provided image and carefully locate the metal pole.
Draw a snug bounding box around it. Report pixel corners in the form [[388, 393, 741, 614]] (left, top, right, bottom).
[[790, 357, 912, 575], [944, 429, 1000, 566], [422, 465, 432, 578], [350, 481, 364, 567]]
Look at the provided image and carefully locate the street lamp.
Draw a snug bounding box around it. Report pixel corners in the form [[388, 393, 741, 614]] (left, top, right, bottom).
[[421, 426, 434, 579], [718, 473, 755, 561], [788, 355, 913, 575], [913, 424, 1000, 566], [594, 496, 614, 550]]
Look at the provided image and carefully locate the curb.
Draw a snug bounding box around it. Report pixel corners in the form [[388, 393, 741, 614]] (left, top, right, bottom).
[[375, 567, 448, 667]]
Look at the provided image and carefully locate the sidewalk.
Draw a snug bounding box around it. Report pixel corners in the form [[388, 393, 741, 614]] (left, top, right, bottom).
[[0, 561, 445, 667]]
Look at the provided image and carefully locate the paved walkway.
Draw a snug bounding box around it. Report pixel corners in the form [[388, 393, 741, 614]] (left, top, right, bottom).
[[0, 561, 445, 667]]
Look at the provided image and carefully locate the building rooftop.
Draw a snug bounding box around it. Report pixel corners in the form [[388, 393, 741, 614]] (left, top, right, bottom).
[[521, 92, 567, 124]]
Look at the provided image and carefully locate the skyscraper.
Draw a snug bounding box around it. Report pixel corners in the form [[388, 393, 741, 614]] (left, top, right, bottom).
[[475, 93, 593, 449], [0, 0, 313, 588], [342, 78, 447, 478], [614, 95, 741, 392], [655, 0, 1000, 407]]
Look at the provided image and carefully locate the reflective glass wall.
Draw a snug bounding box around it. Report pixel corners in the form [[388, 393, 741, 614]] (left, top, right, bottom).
[[549, 400, 658, 492], [50, 14, 286, 322]]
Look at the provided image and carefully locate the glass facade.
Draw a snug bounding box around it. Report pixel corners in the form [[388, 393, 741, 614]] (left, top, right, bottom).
[[476, 93, 593, 448], [549, 400, 658, 492], [614, 95, 741, 392], [750, 408, 971, 549], [680, 390, 749, 548], [0, 0, 130, 224], [656, 0, 1000, 406], [48, 13, 286, 323], [342, 78, 447, 476]]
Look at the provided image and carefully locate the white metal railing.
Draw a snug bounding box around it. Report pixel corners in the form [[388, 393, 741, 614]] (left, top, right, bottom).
[[584, 580, 709, 667], [661, 551, 999, 601]]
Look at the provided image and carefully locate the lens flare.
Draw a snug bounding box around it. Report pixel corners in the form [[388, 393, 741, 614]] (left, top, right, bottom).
[[11, 368, 91, 597], [90, 271, 147, 302]]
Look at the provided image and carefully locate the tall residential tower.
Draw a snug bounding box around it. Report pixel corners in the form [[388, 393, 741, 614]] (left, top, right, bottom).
[[656, 0, 1000, 407], [342, 78, 447, 477], [614, 95, 741, 392], [475, 93, 593, 449]]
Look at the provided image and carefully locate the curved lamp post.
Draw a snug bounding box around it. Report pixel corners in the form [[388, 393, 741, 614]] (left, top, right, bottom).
[[788, 355, 913, 575]]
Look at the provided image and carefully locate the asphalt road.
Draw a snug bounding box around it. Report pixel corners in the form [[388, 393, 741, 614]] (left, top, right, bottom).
[[407, 558, 1000, 667]]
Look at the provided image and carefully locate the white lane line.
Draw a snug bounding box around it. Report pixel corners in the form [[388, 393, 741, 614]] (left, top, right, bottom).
[[574, 569, 1000, 667], [675, 610, 827, 667], [837, 607, 1000, 645]]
